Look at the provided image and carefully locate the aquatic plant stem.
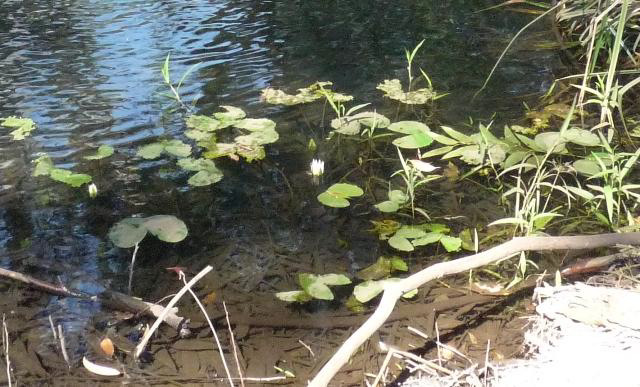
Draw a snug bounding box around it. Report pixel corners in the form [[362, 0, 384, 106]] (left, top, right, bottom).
[[135, 265, 213, 358], [309, 232, 640, 386], [127, 243, 140, 295]]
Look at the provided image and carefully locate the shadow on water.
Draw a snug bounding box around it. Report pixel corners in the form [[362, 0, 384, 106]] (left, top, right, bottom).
[[0, 0, 564, 381]]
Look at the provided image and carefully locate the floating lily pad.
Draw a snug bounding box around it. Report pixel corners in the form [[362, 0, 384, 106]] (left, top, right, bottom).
[[143, 215, 188, 243], [108, 218, 147, 248], [275, 290, 313, 303], [298, 273, 332, 300], [137, 142, 165, 159], [353, 278, 417, 303], [2, 116, 36, 140], [388, 235, 414, 251], [377, 79, 435, 104], [49, 169, 92, 187], [137, 140, 191, 159], [317, 183, 364, 208], [214, 105, 246, 122], [33, 155, 54, 176], [108, 215, 188, 248], [357, 256, 408, 281], [186, 115, 221, 132], [235, 118, 276, 132], [84, 145, 114, 160], [163, 140, 192, 158]]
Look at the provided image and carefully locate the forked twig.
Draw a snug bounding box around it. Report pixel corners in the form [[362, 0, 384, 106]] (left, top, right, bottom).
[[135, 265, 213, 358]]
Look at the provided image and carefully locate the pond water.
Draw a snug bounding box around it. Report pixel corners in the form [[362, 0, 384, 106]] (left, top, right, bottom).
[[0, 0, 563, 374]]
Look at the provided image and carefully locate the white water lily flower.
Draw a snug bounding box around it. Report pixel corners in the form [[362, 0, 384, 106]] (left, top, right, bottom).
[[88, 183, 98, 198], [310, 159, 325, 177], [409, 159, 438, 173]]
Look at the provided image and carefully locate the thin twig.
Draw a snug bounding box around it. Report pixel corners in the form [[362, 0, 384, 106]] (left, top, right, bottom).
[[48, 315, 57, 341], [182, 273, 234, 387], [135, 265, 213, 358], [224, 301, 245, 387], [2, 314, 11, 387], [57, 324, 70, 369]]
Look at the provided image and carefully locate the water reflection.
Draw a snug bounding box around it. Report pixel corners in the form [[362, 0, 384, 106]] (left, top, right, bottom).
[[0, 0, 562, 334]]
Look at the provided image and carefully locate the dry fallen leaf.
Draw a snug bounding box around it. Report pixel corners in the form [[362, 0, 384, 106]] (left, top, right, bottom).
[[100, 337, 115, 357]]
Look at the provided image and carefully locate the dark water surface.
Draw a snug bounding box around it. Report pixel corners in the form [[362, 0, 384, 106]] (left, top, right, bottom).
[[0, 0, 561, 333]]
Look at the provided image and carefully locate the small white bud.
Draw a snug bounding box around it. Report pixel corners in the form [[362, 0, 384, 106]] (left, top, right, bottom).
[[88, 183, 98, 198]]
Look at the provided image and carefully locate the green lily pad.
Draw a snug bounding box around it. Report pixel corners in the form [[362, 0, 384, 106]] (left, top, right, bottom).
[[137, 142, 165, 159], [388, 121, 429, 135], [440, 235, 462, 252], [33, 155, 54, 176], [108, 218, 147, 248], [235, 118, 277, 132], [298, 273, 334, 300], [143, 215, 188, 243], [84, 145, 114, 160], [163, 140, 192, 158], [214, 105, 246, 122], [316, 273, 351, 286], [275, 290, 313, 303], [49, 169, 92, 187], [2, 116, 36, 140], [317, 183, 364, 208], [353, 278, 417, 303], [411, 232, 443, 247], [377, 79, 435, 104], [375, 200, 400, 213], [188, 168, 223, 186], [185, 129, 213, 141], [186, 115, 221, 132], [388, 235, 414, 251]]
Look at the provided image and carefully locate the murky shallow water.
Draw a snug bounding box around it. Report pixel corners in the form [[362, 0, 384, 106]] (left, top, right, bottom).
[[0, 0, 562, 361]]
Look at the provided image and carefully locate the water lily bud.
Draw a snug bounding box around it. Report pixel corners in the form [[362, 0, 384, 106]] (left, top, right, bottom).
[[88, 183, 98, 198], [310, 159, 324, 177]]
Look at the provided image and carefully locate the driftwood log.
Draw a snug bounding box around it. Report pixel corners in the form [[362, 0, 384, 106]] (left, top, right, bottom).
[[309, 232, 640, 386], [0, 267, 190, 336]]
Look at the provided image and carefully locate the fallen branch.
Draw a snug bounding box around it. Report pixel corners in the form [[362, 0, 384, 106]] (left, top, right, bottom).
[[309, 232, 640, 386], [0, 267, 189, 335]]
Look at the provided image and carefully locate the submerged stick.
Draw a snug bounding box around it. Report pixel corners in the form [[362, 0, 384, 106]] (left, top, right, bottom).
[[0, 267, 189, 334], [309, 232, 640, 386], [135, 265, 213, 358]]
